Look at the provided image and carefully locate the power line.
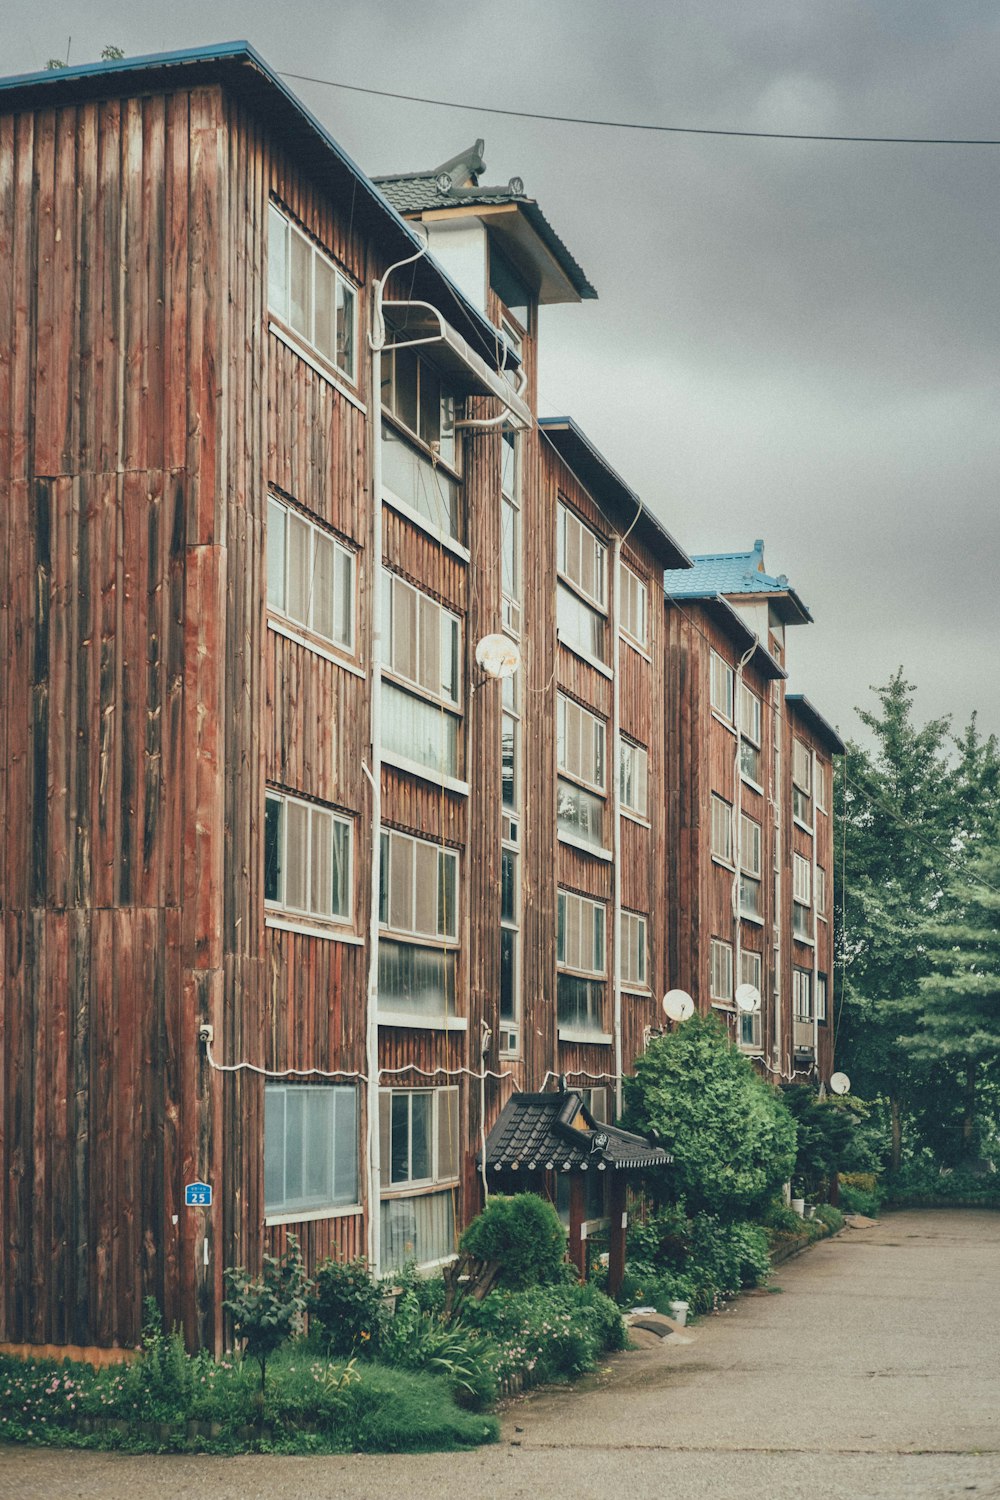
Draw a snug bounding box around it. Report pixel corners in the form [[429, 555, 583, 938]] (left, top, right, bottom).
[[280, 70, 1000, 148]]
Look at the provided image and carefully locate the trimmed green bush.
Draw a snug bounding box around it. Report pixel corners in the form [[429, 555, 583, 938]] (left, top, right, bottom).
[[623, 1014, 798, 1220], [459, 1193, 567, 1290], [462, 1282, 625, 1382], [311, 1257, 385, 1356]]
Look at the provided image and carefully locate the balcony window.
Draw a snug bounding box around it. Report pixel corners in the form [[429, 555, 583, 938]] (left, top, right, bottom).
[[557, 890, 607, 1034], [267, 496, 355, 653], [378, 830, 459, 1019], [379, 1087, 460, 1271], [618, 562, 648, 648], [620, 910, 648, 990], [620, 738, 648, 818], [710, 651, 734, 721], [265, 1084, 359, 1219], [264, 792, 352, 925], [268, 203, 357, 382], [710, 938, 733, 1002]]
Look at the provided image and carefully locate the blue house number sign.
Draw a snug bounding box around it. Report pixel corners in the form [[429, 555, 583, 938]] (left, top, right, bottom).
[[184, 1181, 212, 1207]]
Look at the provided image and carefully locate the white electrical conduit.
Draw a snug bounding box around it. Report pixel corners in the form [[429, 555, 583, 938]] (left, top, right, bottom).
[[731, 639, 759, 1032]]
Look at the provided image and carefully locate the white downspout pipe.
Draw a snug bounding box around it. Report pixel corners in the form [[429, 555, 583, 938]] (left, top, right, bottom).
[[612, 536, 623, 1119], [811, 747, 820, 1067], [731, 641, 757, 1030], [365, 237, 429, 1275]]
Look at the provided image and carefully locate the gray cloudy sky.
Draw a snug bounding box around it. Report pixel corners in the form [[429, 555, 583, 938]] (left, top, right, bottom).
[[11, 2, 1000, 745]]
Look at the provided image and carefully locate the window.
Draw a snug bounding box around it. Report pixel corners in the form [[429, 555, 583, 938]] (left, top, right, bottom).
[[815, 760, 829, 813], [619, 738, 648, 818], [378, 830, 459, 1018], [557, 695, 607, 848], [739, 684, 762, 784], [267, 497, 355, 653], [710, 651, 734, 721], [268, 203, 357, 382], [816, 973, 828, 1023], [499, 844, 520, 1052], [557, 890, 607, 1035], [711, 794, 733, 864], [558, 503, 607, 609], [710, 939, 733, 1002], [381, 347, 457, 467], [264, 792, 352, 925], [557, 503, 607, 662], [792, 740, 812, 825], [381, 572, 461, 778], [379, 1087, 459, 1271], [792, 852, 812, 939], [501, 429, 521, 636], [815, 865, 828, 919], [619, 563, 648, 647], [264, 1084, 358, 1218], [739, 813, 762, 918], [502, 711, 519, 811], [739, 950, 763, 1051], [793, 968, 813, 1022], [620, 911, 649, 990]]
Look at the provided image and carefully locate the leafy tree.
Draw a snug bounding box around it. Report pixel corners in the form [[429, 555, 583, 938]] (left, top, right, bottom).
[[223, 1235, 311, 1416], [622, 1013, 797, 1219], [909, 838, 1000, 1160], [459, 1193, 567, 1289]]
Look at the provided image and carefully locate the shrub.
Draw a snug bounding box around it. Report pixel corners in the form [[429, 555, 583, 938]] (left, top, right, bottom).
[[223, 1236, 312, 1410], [623, 1014, 798, 1220], [377, 1292, 497, 1410], [813, 1204, 845, 1233], [462, 1282, 625, 1383], [459, 1194, 567, 1290], [311, 1258, 385, 1357]]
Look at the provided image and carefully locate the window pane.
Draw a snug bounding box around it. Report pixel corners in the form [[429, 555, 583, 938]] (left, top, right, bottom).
[[381, 680, 459, 777], [437, 1091, 459, 1181], [333, 1088, 358, 1205], [310, 807, 334, 917], [410, 1093, 432, 1181], [336, 280, 356, 378], [557, 779, 604, 846], [391, 1094, 410, 1183], [389, 831, 412, 932], [285, 799, 309, 911], [418, 361, 441, 447], [334, 546, 353, 649], [264, 1087, 284, 1208], [287, 512, 310, 627], [289, 227, 312, 339], [438, 849, 457, 938], [264, 795, 283, 903], [268, 205, 289, 321], [266, 497, 286, 611], [502, 713, 517, 809], [332, 818, 351, 921], [311, 531, 335, 641], [500, 848, 517, 924], [284, 1087, 305, 1203], [378, 940, 457, 1017], [500, 927, 517, 1021], [380, 1188, 455, 1273], [393, 347, 419, 432], [313, 252, 337, 365], [304, 1089, 334, 1201], [413, 840, 439, 937]]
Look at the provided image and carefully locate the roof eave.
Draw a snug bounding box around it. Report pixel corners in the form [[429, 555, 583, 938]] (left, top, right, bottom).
[[785, 695, 846, 754]]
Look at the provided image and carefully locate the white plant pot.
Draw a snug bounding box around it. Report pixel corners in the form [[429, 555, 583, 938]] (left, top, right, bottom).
[[791, 1198, 806, 1217]]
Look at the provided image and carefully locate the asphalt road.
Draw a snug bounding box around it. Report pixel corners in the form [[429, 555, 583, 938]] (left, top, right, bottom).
[[2, 1209, 998, 1500]]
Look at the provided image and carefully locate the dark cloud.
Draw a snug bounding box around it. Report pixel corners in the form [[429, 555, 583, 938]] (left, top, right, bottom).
[[10, 0, 1000, 739]]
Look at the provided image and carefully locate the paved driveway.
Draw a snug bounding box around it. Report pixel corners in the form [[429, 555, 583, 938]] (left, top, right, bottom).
[[2, 1210, 998, 1500]]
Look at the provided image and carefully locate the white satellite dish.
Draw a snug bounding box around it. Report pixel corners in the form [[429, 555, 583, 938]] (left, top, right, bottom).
[[829, 1071, 851, 1096], [735, 984, 761, 1014], [662, 989, 694, 1023], [475, 633, 521, 681]]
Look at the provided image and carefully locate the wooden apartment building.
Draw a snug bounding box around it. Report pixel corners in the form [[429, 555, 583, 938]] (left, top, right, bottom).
[[0, 44, 842, 1356]]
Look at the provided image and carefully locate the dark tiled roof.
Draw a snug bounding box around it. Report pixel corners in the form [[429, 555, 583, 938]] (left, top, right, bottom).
[[480, 1090, 671, 1174], [375, 163, 596, 302]]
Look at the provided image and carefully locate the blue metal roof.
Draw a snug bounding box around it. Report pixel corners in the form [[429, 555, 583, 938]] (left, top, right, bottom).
[[0, 42, 516, 373], [663, 539, 812, 624]]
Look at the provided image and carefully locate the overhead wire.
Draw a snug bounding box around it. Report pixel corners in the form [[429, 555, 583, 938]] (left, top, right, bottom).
[[280, 71, 1000, 147]]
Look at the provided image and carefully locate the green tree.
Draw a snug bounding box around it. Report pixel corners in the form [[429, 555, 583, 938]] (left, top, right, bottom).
[[835, 671, 954, 1169], [622, 1013, 797, 1219], [223, 1235, 311, 1417], [910, 838, 1000, 1160]]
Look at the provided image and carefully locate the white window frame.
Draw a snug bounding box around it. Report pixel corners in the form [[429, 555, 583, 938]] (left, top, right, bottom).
[[381, 570, 461, 709], [739, 683, 763, 785], [379, 828, 459, 943], [619, 737, 649, 819], [793, 968, 813, 1022], [557, 694, 606, 793], [501, 428, 522, 637], [793, 853, 812, 906], [816, 974, 828, 1023], [738, 950, 763, 1052], [711, 794, 733, 865], [618, 561, 648, 649], [499, 840, 520, 1055], [268, 202, 358, 384], [264, 1083, 360, 1224], [619, 910, 649, 991], [264, 791, 353, 927], [380, 1085, 460, 1191], [267, 494, 356, 656], [710, 651, 735, 721], [557, 501, 607, 611], [710, 938, 734, 1002], [557, 890, 607, 977], [815, 865, 828, 920], [815, 760, 829, 813]]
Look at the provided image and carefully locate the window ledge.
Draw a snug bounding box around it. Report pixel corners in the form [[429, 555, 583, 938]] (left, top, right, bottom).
[[792, 933, 816, 949], [792, 816, 814, 835], [382, 490, 471, 563], [740, 775, 765, 796], [738, 1047, 765, 1057], [377, 1012, 468, 1032], [558, 831, 613, 861], [556, 634, 614, 680], [269, 320, 366, 413], [711, 711, 737, 736], [710, 1000, 735, 1013], [267, 617, 365, 677], [621, 634, 650, 662], [621, 986, 653, 999], [265, 914, 363, 945], [739, 911, 766, 927], [380, 751, 470, 797], [265, 1203, 363, 1228], [558, 1027, 613, 1046], [711, 855, 735, 874], [621, 808, 650, 829], [381, 1182, 461, 1202]]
